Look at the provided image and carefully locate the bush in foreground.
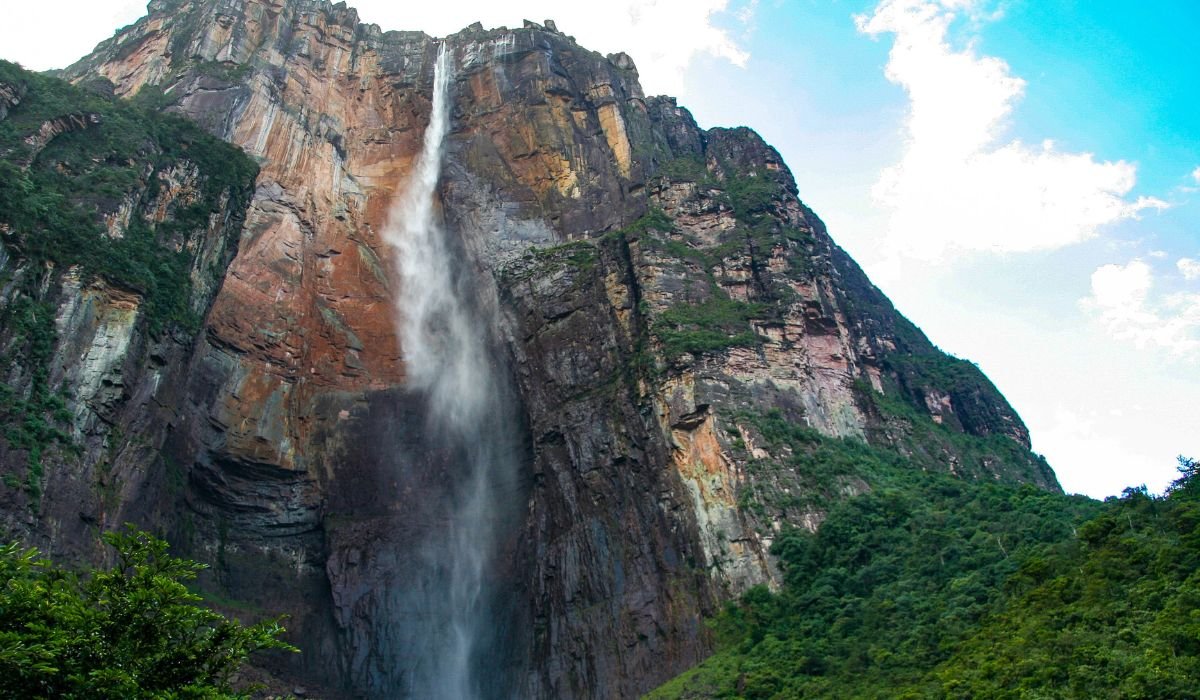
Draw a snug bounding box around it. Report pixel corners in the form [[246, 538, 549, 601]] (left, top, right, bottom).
[[0, 526, 295, 698]]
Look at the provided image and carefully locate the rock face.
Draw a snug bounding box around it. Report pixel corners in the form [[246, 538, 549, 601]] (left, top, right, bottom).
[[0, 58, 258, 571], [0, 1, 1057, 697]]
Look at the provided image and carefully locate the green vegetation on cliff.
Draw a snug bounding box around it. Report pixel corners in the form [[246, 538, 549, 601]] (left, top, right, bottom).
[[0, 59, 257, 336], [0, 527, 294, 698], [0, 60, 257, 501], [859, 379, 1056, 488], [649, 458, 1200, 699], [0, 296, 74, 505], [654, 294, 769, 359]]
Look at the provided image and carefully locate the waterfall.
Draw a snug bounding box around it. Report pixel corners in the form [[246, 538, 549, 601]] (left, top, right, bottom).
[[382, 42, 518, 699]]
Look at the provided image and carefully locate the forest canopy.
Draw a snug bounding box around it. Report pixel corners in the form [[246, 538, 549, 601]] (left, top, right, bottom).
[[649, 457, 1200, 699]]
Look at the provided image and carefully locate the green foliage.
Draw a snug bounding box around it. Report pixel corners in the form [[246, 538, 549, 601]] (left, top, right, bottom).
[[0, 60, 255, 499], [655, 157, 713, 185], [930, 457, 1200, 699], [654, 293, 768, 359], [650, 473, 1098, 699], [886, 353, 990, 394], [731, 408, 902, 512], [831, 248, 1031, 450], [737, 409, 824, 450], [732, 403, 1050, 515], [622, 208, 675, 237], [602, 209, 774, 359], [616, 210, 789, 361], [597, 189, 808, 365], [860, 380, 1053, 486], [0, 526, 295, 699], [599, 208, 677, 245], [505, 209, 678, 284], [0, 59, 257, 337], [722, 172, 779, 224], [650, 460, 1200, 699], [0, 295, 75, 502], [882, 351, 1021, 436], [503, 239, 599, 283]]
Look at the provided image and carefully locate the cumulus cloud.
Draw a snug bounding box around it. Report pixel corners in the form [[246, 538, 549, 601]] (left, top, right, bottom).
[[1178, 258, 1200, 280], [1193, 166, 1200, 184], [1081, 258, 1200, 360], [857, 0, 1165, 261], [350, 0, 752, 97]]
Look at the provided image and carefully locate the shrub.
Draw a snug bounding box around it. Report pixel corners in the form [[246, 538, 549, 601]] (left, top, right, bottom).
[[0, 526, 295, 698]]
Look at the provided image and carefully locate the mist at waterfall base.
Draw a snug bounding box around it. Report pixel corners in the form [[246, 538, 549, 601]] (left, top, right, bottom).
[[378, 42, 525, 699]]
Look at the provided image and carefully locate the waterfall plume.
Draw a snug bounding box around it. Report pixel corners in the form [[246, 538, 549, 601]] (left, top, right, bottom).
[[382, 41, 518, 699]]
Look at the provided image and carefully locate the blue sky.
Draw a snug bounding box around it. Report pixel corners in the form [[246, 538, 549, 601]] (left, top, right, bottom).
[[1, 0, 1195, 497], [683, 0, 1198, 498]]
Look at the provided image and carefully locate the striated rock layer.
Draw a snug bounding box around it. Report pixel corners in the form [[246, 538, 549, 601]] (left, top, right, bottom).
[[0, 0, 1056, 697]]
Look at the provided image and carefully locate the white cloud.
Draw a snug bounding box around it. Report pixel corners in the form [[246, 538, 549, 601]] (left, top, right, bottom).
[[1178, 257, 1200, 280], [0, 0, 752, 99], [0, 0, 145, 71], [1035, 406, 1176, 496], [1193, 166, 1200, 184], [334, 0, 751, 98], [857, 0, 1164, 261], [1081, 258, 1200, 360]]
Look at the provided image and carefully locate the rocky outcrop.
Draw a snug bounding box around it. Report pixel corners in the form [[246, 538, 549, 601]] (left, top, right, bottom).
[[0, 2, 1058, 697], [0, 80, 26, 122], [19, 113, 103, 166]]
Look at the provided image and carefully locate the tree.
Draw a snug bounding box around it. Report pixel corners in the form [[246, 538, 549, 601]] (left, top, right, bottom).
[[1171, 455, 1199, 494], [0, 526, 296, 698]]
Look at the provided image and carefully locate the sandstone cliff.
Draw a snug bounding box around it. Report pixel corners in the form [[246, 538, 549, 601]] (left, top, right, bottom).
[[0, 1, 1056, 697]]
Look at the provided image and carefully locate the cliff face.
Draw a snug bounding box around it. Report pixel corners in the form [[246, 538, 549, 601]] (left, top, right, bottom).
[[0, 0, 1056, 697], [0, 58, 257, 560]]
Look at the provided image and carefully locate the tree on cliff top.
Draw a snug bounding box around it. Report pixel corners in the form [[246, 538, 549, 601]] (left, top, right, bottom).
[[0, 526, 296, 698]]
